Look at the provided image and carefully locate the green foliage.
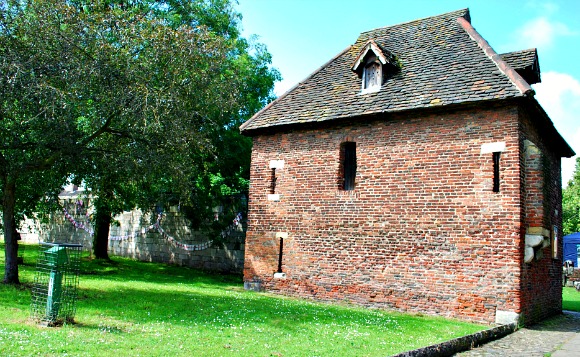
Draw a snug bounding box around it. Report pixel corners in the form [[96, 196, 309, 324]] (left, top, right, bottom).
[[1, 0, 279, 264], [563, 158, 580, 236], [68, 0, 279, 254], [0, 243, 486, 356]]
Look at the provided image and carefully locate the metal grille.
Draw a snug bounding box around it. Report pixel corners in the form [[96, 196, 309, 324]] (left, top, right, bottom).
[[31, 243, 82, 326]]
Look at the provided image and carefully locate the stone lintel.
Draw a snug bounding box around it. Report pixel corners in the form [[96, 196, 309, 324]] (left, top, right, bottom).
[[269, 160, 285, 169], [480, 142, 506, 154]]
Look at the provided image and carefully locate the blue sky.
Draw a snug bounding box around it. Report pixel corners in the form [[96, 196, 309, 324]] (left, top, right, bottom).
[[236, 0, 580, 185]]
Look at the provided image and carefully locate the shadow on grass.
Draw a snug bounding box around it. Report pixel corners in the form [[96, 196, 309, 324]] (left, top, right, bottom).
[[75, 285, 386, 329], [2, 243, 479, 338], [2, 242, 241, 285], [3, 244, 331, 330], [2, 274, 410, 336], [79, 255, 242, 286]]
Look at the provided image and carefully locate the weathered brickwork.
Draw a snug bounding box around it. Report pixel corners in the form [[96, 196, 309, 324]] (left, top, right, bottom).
[[244, 103, 563, 324], [518, 104, 564, 324]]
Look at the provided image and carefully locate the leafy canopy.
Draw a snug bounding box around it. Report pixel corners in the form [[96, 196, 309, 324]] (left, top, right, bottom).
[[1, 0, 279, 277]]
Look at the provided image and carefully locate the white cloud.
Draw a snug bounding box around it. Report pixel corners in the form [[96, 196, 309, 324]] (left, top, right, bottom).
[[525, 1, 559, 15], [535, 72, 580, 124], [515, 17, 575, 49], [534, 71, 580, 185]]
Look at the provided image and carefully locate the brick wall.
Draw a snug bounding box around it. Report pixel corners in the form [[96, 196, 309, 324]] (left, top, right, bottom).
[[20, 201, 245, 274], [518, 103, 564, 324], [245, 104, 529, 324]]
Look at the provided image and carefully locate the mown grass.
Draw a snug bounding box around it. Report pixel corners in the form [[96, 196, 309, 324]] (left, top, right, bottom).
[[0, 243, 486, 356], [563, 287, 580, 312]]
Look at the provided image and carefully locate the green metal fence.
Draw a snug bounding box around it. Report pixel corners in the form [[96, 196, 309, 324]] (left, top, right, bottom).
[[31, 243, 82, 326]]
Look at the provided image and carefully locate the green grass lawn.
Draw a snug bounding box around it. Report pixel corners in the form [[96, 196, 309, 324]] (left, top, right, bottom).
[[563, 287, 580, 312], [0, 243, 485, 356]]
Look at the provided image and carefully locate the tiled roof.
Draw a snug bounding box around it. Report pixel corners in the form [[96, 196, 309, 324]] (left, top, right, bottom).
[[240, 9, 534, 134], [500, 49, 541, 84]]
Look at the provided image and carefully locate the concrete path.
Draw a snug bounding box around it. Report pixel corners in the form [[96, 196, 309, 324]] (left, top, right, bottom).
[[552, 330, 580, 357], [456, 311, 580, 357]]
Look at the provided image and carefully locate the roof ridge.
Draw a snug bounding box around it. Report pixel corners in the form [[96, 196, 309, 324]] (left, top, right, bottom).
[[359, 8, 469, 35], [456, 17, 534, 96], [500, 48, 537, 55], [240, 45, 353, 132]]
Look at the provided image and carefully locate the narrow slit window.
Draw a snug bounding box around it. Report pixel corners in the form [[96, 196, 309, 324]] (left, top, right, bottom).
[[342, 142, 357, 191], [493, 152, 500, 192], [277, 237, 284, 273], [270, 168, 277, 194]]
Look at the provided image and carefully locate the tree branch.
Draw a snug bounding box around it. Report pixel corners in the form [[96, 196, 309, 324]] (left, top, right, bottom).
[[77, 111, 119, 147], [21, 152, 61, 173], [103, 127, 131, 138], [103, 127, 151, 146], [0, 141, 44, 151]]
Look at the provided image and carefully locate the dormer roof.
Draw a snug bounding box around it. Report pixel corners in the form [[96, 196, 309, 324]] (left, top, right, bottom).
[[351, 40, 396, 73], [500, 49, 541, 85]]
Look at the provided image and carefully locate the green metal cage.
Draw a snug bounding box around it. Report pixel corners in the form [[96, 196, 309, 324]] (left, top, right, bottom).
[[31, 243, 82, 326]]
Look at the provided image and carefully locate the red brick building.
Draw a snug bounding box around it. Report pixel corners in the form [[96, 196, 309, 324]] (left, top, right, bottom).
[[240, 9, 575, 325]]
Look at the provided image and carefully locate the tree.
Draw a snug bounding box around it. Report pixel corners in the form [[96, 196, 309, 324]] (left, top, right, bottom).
[[69, 1, 279, 259], [563, 157, 580, 236], [1, 0, 99, 283], [1, 0, 279, 279]]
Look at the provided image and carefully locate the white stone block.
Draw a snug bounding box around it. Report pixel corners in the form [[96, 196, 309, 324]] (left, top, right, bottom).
[[524, 246, 535, 263], [269, 160, 285, 169], [525, 234, 544, 248], [480, 142, 506, 154], [275, 232, 288, 239], [267, 194, 280, 201], [495, 310, 519, 325], [273, 272, 286, 279]]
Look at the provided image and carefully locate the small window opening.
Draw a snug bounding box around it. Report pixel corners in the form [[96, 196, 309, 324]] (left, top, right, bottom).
[[362, 54, 382, 92], [277, 237, 284, 273], [493, 152, 501, 192], [270, 168, 277, 194], [352, 40, 399, 94], [341, 142, 357, 191]]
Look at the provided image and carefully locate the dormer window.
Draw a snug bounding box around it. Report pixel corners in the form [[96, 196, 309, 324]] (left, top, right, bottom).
[[352, 40, 399, 94]]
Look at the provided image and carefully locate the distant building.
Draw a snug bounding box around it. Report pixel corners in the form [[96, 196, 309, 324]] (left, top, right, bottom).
[[240, 9, 574, 325]]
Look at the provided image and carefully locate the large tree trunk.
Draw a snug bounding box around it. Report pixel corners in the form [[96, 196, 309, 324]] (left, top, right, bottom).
[[93, 206, 111, 260], [3, 180, 20, 284]]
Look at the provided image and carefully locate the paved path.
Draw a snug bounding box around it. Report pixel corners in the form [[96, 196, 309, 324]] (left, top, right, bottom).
[[456, 311, 580, 356]]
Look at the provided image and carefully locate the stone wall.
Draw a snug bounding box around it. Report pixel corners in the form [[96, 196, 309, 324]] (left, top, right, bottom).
[[244, 104, 539, 324], [20, 200, 245, 274]]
